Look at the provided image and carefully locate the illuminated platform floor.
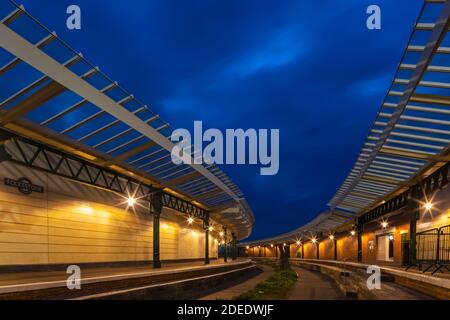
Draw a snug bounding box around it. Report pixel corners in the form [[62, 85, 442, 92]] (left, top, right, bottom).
[[0, 259, 250, 298]]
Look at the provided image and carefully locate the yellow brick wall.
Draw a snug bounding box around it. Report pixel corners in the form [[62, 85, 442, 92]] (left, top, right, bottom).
[[0, 162, 217, 266]]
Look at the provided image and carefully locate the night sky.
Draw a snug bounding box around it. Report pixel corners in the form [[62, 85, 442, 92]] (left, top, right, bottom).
[[17, 0, 424, 240]]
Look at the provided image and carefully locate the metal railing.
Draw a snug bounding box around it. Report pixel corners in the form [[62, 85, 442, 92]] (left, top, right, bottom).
[[416, 224, 450, 275]]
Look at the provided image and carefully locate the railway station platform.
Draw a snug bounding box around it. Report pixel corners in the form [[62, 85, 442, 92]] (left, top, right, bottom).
[[0, 258, 255, 299]]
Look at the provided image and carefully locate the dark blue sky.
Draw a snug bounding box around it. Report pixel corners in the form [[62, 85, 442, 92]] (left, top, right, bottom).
[[19, 0, 423, 240]]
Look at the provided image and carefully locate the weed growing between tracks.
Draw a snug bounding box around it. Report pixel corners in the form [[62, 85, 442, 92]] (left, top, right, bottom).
[[234, 260, 297, 300]]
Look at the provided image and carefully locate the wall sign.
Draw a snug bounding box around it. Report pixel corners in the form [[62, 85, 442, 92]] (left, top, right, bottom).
[[4, 177, 44, 195]]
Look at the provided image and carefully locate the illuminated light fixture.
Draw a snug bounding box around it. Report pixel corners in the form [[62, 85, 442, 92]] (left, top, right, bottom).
[[208, 226, 213, 232], [389, 234, 394, 241], [283, 243, 286, 246], [270, 244, 274, 247], [350, 230, 356, 236], [329, 235, 334, 240], [424, 202, 433, 211], [187, 217, 194, 224], [381, 221, 388, 229], [296, 241, 301, 246], [311, 238, 317, 244], [221, 240, 225, 244], [127, 196, 136, 207], [246, 245, 249, 249], [219, 231, 224, 237], [80, 205, 93, 215], [257, 245, 261, 248]]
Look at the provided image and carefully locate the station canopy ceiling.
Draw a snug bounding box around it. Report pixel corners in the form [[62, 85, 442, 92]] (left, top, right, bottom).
[[0, 1, 254, 238]]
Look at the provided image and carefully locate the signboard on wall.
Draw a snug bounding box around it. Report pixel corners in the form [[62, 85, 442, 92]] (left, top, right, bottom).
[[4, 177, 44, 195]]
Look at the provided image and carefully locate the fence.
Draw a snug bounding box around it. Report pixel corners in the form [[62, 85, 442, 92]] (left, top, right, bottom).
[[416, 224, 450, 275]]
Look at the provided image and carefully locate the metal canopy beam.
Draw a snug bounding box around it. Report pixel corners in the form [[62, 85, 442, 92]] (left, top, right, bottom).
[[164, 170, 203, 187], [0, 23, 239, 202], [0, 81, 65, 126]]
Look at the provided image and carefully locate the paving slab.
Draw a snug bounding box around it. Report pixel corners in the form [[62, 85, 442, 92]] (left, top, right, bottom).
[[199, 264, 274, 300], [288, 266, 347, 300]]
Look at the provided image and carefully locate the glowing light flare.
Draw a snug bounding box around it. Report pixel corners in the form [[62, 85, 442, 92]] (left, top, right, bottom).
[[329, 234, 334, 240], [246, 245, 249, 249], [119, 188, 146, 211], [187, 217, 194, 224], [424, 202, 433, 211], [127, 196, 136, 207], [350, 230, 356, 236], [381, 221, 388, 229], [311, 238, 317, 244]]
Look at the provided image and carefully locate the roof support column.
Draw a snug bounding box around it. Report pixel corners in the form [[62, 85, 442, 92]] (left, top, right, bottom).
[[357, 222, 363, 263], [334, 238, 338, 260], [204, 212, 210, 265], [152, 190, 163, 269], [301, 244, 304, 259], [279, 244, 289, 269], [408, 189, 420, 268], [231, 233, 237, 260], [316, 242, 320, 260], [223, 227, 228, 263]]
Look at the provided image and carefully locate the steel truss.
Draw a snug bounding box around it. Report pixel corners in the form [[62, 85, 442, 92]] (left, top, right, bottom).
[[358, 162, 450, 225], [0, 129, 209, 220]]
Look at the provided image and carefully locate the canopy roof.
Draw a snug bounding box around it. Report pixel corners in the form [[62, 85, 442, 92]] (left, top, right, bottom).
[[329, 0, 450, 213], [0, 1, 254, 239], [242, 0, 450, 245]]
